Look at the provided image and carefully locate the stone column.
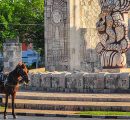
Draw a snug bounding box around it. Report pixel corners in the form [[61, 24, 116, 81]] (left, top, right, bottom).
[[3, 41, 22, 72], [69, 0, 81, 71], [69, 0, 100, 71], [96, 0, 130, 70], [44, 0, 70, 71]]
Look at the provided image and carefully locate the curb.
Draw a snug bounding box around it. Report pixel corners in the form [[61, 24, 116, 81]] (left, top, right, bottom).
[[1, 112, 130, 119]]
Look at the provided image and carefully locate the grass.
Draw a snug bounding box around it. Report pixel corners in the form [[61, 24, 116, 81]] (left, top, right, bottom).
[[77, 111, 130, 116]]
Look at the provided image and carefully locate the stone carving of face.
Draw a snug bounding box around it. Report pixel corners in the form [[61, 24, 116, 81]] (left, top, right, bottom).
[[52, 10, 62, 24]]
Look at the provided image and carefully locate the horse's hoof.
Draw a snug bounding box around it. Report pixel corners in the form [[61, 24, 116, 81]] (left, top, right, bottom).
[[13, 115, 17, 119], [4, 115, 7, 119]]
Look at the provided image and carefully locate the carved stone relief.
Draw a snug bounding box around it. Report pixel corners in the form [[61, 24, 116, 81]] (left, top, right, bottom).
[[3, 43, 22, 72], [45, 0, 69, 71], [96, 0, 130, 69]]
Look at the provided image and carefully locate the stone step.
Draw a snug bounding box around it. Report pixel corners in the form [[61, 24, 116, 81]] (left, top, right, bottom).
[[0, 109, 77, 116], [2, 99, 130, 112], [1, 92, 130, 102]]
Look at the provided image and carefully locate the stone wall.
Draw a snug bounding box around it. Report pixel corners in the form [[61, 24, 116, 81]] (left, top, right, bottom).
[[27, 72, 130, 93], [3, 42, 22, 72]]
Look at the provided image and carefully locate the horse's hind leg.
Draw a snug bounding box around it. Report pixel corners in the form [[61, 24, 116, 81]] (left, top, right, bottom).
[[4, 93, 9, 119], [12, 93, 17, 119]]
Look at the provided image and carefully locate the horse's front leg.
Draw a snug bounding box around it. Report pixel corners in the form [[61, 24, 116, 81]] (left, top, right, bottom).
[[12, 92, 17, 119], [4, 93, 9, 119]]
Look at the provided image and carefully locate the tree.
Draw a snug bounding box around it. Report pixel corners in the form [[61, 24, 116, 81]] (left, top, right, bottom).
[[0, 0, 44, 53]]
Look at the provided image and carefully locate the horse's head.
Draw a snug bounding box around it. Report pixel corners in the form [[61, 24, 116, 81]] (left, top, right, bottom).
[[16, 62, 30, 85]]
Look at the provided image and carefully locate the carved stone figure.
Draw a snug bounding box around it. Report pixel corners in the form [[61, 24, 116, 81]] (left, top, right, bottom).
[[96, 0, 130, 69]]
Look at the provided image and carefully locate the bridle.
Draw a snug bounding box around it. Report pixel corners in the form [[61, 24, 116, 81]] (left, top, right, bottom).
[[16, 66, 29, 85]]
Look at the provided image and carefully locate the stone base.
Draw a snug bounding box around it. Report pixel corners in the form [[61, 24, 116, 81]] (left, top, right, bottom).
[[27, 71, 130, 93], [98, 68, 130, 73]]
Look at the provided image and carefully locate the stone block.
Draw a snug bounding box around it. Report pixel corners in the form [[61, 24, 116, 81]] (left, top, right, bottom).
[[40, 72, 52, 89], [28, 73, 32, 87], [96, 73, 105, 89], [29, 73, 41, 88], [118, 73, 129, 89], [51, 72, 68, 89], [83, 73, 98, 89], [105, 73, 120, 89], [65, 72, 76, 89], [28, 73, 35, 87], [3, 42, 22, 72], [104, 72, 130, 90], [71, 72, 84, 90]]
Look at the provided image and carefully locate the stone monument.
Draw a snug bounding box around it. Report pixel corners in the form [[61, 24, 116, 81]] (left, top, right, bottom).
[[45, 0, 130, 72], [45, 0, 100, 72], [3, 40, 22, 72], [27, 0, 130, 93], [96, 0, 130, 71], [44, 0, 70, 71]]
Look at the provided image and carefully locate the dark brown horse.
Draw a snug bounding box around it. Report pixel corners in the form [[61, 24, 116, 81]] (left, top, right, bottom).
[[0, 62, 29, 119]]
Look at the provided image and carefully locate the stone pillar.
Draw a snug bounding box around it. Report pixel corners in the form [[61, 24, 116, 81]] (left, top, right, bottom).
[[44, 0, 70, 71], [3, 41, 22, 72], [69, 0, 100, 71], [69, 0, 81, 71], [96, 0, 130, 70]]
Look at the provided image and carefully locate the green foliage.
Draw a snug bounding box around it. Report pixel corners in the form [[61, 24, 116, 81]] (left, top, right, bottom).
[[0, 0, 44, 52]]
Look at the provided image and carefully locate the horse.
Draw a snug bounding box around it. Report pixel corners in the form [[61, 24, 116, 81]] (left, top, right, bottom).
[[0, 62, 29, 119]]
